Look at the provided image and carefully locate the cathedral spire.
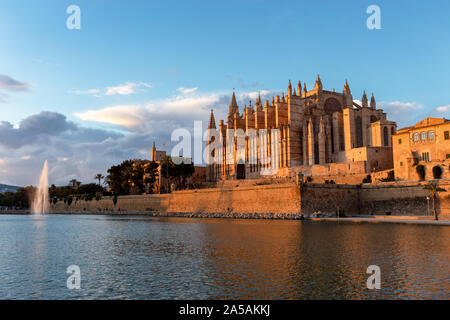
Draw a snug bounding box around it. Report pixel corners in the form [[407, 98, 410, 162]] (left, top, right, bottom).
[[208, 109, 216, 129], [370, 93, 376, 109], [297, 81, 302, 96], [314, 74, 323, 91], [362, 91, 368, 108], [293, 88, 297, 96], [303, 83, 307, 97], [228, 91, 238, 115], [343, 79, 351, 95], [288, 80, 292, 97]]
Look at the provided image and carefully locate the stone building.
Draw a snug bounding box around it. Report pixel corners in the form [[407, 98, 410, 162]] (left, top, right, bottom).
[[393, 117, 450, 181], [206, 76, 397, 181]]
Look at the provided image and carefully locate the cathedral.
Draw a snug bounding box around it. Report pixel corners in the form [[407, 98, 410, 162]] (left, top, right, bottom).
[[206, 76, 397, 182]]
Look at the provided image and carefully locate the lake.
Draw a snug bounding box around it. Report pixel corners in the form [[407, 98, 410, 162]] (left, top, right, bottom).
[[0, 214, 448, 299]]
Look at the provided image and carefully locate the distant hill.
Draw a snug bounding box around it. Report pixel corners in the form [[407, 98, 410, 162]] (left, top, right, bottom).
[[0, 184, 21, 193]]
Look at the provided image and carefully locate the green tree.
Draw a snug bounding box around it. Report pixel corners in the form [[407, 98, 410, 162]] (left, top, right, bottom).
[[424, 181, 446, 221]]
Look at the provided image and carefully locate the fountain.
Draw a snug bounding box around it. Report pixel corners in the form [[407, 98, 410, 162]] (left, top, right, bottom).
[[31, 160, 49, 214]]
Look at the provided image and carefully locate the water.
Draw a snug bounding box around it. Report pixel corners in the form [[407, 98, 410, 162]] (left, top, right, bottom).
[[31, 160, 49, 214], [0, 214, 448, 300]]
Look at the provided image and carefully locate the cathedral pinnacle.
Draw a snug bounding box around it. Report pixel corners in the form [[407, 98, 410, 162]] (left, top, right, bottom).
[[362, 91, 368, 108], [370, 93, 376, 109], [314, 75, 323, 91], [208, 109, 216, 129], [228, 91, 238, 115], [343, 79, 351, 95]]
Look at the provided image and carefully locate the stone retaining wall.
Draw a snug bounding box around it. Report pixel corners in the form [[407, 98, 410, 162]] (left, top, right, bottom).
[[51, 180, 450, 218]]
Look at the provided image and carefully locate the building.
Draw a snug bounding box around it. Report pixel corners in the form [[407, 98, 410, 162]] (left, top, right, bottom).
[[393, 117, 450, 181], [206, 76, 397, 181]]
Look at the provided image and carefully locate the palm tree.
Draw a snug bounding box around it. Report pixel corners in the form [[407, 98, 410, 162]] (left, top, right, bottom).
[[424, 181, 446, 221], [94, 174, 104, 186], [69, 179, 81, 190]]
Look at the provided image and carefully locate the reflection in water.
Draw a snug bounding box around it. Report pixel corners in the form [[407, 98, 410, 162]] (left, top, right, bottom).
[[0, 215, 448, 299]]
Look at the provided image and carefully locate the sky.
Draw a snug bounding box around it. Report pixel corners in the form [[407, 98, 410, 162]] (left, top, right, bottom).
[[0, 0, 450, 186]]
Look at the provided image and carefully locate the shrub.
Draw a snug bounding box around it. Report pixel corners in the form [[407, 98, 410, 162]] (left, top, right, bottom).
[[416, 165, 426, 181], [67, 197, 73, 206], [432, 166, 443, 179], [113, 195, 118, 206], [362, 175, 372, 183], [306, 177, 313, 182]]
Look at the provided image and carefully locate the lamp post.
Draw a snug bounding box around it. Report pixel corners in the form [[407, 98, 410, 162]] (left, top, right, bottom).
[[426, 196, 430, 216]]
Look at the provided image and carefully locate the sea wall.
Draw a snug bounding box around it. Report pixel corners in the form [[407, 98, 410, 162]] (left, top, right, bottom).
[[51, 183, 301, 215], [299, 184, 360, 215], [51, 180, 450, 218]]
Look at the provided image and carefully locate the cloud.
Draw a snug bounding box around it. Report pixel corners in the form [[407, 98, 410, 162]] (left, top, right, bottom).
[[436, 105, 450, 113], [0, 74, 30, 92], [69, 82, 151, 97], [105, 82, 151, 96], [177, 87, 198, 94], [377, 101, 424, 127], [69, 88, 101, 97], [0, 89, 279, 186]]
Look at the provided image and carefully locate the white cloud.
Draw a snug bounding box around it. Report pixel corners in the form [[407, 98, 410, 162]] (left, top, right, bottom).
[[105, 82, 151, 96], [436, 105, 450, 113], [177, 87, 198, 94], [69, 88, 101, 97]]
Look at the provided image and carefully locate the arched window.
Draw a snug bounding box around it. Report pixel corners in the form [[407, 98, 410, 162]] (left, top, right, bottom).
[[383, 127, 389, 146], [421, 132, 427, 140], [356, 116, 363, 147], [428, 131, 435, 140], [413, 133, 420, 142], [391, 127, 395, 135]]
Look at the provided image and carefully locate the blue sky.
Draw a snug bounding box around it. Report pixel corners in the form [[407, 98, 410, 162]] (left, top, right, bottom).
[[1, 0, 450, 186]]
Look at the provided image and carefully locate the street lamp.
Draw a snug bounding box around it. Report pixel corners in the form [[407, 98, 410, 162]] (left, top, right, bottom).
[[426, 196, 430, 216]]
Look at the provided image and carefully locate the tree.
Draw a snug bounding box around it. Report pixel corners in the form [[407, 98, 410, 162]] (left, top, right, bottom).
[[424, 181, 446, 221], [94, 173, 105, 186], [69, 179, 81, 189], [106, 159, 159, 195], [160, 156, 195, 190]]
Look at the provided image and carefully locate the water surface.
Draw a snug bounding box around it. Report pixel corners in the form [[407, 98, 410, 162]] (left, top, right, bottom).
[[0, 214, 448, 299]]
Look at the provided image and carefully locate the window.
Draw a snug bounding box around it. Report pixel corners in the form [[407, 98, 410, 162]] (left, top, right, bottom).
[[421, 152, 430, 162], [445, 131, 450, 140], [428, 131, 435, 140], [446, 154, 450, 159], [383, 127, 389, 146], [400, 161, 403, 166], [398, 138, 402, 144], [413, 133, 420, 142], [421, 132, 427, 141]]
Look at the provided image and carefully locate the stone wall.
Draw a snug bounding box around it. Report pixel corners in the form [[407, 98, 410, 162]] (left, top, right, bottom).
[[51, 183, 301, 215], [299, 183, 360, 215], [51, 180, 450, 218]]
